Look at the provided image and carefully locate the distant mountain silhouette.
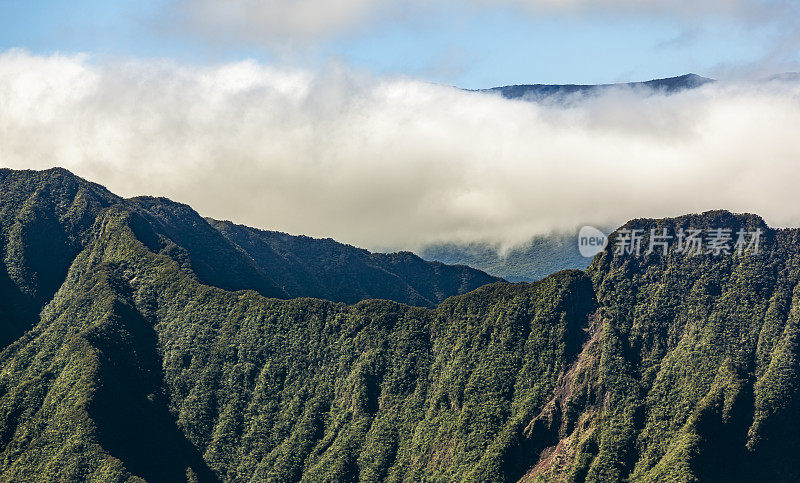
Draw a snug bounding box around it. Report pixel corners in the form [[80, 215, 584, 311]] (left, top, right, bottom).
[[419, 232, 593, 283], [768, 72, 800, 82], [478, 73, 713, 101]]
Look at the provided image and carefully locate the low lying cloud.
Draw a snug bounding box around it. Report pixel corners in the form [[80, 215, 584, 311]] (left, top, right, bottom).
[[2, 49, 800, 251]]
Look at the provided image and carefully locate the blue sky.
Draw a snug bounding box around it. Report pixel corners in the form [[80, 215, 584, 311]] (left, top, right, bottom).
[[1, 0, 795, 88], [3, 1, 800, 248]]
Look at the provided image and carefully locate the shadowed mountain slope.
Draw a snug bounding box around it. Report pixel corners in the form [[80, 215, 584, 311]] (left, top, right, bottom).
[[0, 199, 590, 481], [0, 168, 120, 347], [0, 168, 500, 351], [210, 219, 501, 306]]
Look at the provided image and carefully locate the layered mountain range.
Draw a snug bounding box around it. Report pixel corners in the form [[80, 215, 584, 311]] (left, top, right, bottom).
[[419, 233, 594, 283], [1, 168, 798, 482]]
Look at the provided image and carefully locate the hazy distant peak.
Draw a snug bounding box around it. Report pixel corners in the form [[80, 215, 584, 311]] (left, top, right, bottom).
[[767, 72, 800, 82], [477, 73, 714, 101]]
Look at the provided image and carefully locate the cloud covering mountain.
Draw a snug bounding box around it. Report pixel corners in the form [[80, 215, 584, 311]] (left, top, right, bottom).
[[2, 49, 800, 250]]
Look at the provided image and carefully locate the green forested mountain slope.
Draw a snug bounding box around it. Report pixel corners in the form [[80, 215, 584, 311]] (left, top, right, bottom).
[[0, 168, 120, 347], [3, 168, 800, 482], [524, 211, 800, 482], [0, 168, 499, 352], [0, 199, 591, 481], [209, 219, 501, 306]]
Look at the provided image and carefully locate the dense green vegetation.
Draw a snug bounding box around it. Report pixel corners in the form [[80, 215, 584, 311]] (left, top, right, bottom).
[[525, 212, 800, 482], [0, 168, 497, 349], [210, 219, 500, 306], [0, 168, 119, 347], [3, 168, 800, 482]]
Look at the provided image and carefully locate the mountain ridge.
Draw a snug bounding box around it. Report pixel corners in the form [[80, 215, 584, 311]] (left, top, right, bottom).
[[1, 168, 800, 481], [419, 231, 597, 283], [0, 168, 499, 315], [208, 218, 499, 307], [478, 73, 714, 101]]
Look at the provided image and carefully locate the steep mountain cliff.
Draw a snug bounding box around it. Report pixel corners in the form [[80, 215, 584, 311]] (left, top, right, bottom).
[[0, 168, 499, 348], [0, 168, 797, 482]]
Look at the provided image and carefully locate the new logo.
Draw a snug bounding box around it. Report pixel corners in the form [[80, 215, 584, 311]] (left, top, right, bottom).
[[578, 226, 608, 258]]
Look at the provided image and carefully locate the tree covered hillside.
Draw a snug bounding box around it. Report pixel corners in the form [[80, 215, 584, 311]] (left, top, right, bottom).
[[0, 168, 120, 347], [1, 168, 800, 482], [0, 189, 591, 481], [209, 219, 500, 306], [0, 168, 499, 352]]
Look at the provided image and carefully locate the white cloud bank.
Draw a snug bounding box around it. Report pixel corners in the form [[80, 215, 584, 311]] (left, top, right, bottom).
[[2, 49, 800, 250]]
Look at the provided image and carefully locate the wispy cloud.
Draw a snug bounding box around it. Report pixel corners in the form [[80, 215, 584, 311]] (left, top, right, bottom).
[[163, 0, 800, 81], [169, 0, 799, 49], [171, 0, 399, 46], [2, 49, 800, 250]]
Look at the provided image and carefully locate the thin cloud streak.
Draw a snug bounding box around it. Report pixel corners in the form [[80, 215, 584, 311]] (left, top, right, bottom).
[[170, 0, 799, 47], [2, 50, 800, 251], [167, 0, 800, 82]]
